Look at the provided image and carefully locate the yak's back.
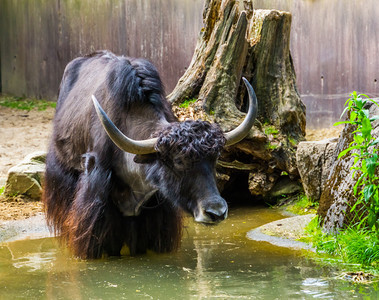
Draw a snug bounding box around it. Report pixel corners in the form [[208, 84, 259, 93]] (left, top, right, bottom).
[[57, 50, 167, 113], [51, 50, 174, 169]]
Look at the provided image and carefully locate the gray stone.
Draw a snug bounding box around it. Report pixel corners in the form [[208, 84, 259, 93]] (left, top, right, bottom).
[[296, 138, 338, 201], [0, 213, 52, 243], [247, 214, 316, 250], [4, 151, 46, 200], [267, 176, 301, 198]]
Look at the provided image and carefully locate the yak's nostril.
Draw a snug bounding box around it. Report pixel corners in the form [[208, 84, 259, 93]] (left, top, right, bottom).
[[205, 209, 227, 222]]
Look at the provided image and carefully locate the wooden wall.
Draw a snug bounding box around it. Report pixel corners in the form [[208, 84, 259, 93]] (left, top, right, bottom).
[[0, 0, 203, 99], [254, 0, 379, 127], [1, 0, 378, 128]]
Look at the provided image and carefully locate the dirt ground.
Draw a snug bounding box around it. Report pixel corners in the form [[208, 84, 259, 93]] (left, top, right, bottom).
[[0, 106, 342, 222], [0, 106, 54, 222]]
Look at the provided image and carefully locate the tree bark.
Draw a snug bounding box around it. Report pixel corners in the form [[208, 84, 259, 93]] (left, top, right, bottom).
[[170, 0, 306, 199]]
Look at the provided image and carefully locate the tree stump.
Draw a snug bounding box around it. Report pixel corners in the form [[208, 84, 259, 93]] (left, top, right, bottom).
[[169, 0, 306, 199]]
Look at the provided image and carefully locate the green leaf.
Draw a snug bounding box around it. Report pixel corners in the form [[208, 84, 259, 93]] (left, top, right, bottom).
[[369, 136, 379, 146], [366, 154, 378, 177], [355, 98, 364, 110], [338, 145, 363, 159], [353, 173, 366, 195], [367, 212, 377, 228], [363, 184, 375, 203], [350, 198, 363, 212], [361, 117, 372, 139], [369, 115, 379, 122], [339, 106, 351, 119], [350, 111, 358, 122], [334, 120, 351, 126], [353, 134, 364, 145]]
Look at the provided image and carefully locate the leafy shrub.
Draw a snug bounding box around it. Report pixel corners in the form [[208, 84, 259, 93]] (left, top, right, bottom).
[[335, 92, 379, 231]]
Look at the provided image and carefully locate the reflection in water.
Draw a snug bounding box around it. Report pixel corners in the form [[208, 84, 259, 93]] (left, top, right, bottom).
[[0, 207, 378, 299]]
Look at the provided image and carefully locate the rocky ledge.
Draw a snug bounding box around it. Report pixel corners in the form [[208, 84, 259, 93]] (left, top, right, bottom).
[[247, 213, 315, 250]]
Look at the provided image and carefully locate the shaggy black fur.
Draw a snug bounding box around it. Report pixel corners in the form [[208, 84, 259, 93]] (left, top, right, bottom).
[[44, 51, 181, 259], [155, 120, 226, 169]]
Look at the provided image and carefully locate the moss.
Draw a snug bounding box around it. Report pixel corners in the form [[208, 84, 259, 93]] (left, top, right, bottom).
[[264, 124, 279, 137], [179, 98, 197, 108], [281, 193, 319, 215]]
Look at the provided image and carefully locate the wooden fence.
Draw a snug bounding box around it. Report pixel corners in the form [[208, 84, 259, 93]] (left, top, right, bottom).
[[1, 0, 378, 128], [0, 0, 203, 99], [254, 0, 379, 127]]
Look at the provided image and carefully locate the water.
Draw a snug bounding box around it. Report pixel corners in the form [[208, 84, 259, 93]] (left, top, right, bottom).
[[0, 207, 378, 299]]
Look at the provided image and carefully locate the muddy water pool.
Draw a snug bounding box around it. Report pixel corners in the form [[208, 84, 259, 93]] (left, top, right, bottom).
[[0, 207, 378, 299]]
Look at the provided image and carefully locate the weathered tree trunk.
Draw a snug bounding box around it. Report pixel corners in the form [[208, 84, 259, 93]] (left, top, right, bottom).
[[169, 0, 306, 199]]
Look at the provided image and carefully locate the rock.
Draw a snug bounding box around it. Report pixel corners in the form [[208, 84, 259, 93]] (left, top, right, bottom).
[[4, 151, 46, 200], [318, 101, 379, 232], [296, 138, 338, 201], [267, 176, 301, 198], [0, 213, 52, 243], [259, 213, 316, 240], [247, 214, 315, 250]]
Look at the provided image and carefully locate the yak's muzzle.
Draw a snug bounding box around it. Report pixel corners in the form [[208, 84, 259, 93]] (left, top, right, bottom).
[[194, 196, 228, 224]]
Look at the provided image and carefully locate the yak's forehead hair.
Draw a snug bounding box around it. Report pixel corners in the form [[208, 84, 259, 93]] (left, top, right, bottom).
[[155, 120, 226, 161]]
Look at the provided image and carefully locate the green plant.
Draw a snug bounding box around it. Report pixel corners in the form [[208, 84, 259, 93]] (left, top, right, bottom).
[[287, 136, 297, 146], [179, 98, 197, 108], [266, 142, 278, 150], [301, 216, 379, 269], [0, 95, 56, 111], [0, 186, 4, 196], [264, 125, 279, 137], [335, 91, 379, 231], [285, 193, 318, 215]]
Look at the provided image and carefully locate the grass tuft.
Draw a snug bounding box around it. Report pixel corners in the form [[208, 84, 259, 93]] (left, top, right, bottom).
[[300, 216, 379, 270], [0, 95, 56, 111], [285, 194, 318, 215]]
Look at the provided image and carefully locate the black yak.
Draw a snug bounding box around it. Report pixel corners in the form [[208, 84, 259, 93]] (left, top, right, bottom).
[[43, 50, 257, 258]]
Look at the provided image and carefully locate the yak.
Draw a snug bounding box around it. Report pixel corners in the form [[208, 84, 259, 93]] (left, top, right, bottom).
[[43, 50, 257, 259]]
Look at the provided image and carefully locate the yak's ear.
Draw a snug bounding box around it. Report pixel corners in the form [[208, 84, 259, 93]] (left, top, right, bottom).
[[133, 153, 157, 164]]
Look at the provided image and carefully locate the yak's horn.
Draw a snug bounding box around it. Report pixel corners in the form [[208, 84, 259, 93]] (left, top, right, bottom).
[[224, 77, 258, 146], [92, 95, 157, 154]]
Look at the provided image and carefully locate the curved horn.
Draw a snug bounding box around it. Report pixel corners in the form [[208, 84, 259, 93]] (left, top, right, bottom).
[[224, 77, 258, 146], [92, 95, 157, 154]]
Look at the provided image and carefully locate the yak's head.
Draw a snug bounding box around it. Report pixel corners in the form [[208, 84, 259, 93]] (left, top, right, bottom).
[[92, 78, 257, 224]]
